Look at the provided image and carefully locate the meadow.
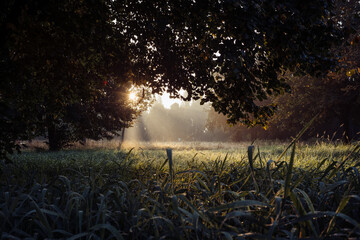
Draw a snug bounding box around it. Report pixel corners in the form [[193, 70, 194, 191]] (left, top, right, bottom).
[[1, 139, 360, 239]]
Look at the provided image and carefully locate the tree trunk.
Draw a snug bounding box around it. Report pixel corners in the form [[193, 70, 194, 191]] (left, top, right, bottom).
[[118, 127, 125, 149], [47, 116, 62, 151]]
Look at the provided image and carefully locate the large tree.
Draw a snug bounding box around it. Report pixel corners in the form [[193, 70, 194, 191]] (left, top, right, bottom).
[[115, 0, 343, 125], [1, 0, 344, 155], [0, 0, 141, 152], [268, 0, 360, 141]]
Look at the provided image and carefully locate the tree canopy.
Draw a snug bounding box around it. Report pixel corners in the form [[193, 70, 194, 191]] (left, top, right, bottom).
[[0, 0, 142, 152], [0, 0, 345, 155], [206, 0, 360, 142], [116, 0, 343, 125]]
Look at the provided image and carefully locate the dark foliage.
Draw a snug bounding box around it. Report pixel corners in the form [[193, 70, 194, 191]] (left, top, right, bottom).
[[1, 0, 344, 156], [0, 0, 139, 153]]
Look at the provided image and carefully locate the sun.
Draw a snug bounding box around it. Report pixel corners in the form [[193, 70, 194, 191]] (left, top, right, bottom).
[[129, 92, 137, 101]]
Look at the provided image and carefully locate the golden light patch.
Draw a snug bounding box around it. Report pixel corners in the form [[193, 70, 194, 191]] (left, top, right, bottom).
[[129, 92, 137, 101]]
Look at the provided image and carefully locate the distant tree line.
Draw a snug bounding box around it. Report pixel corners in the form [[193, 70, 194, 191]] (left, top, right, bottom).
[[126, 101, 214, 142]]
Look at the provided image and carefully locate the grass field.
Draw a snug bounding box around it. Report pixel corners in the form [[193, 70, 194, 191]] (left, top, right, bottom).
[[1, 140, 360, 239]]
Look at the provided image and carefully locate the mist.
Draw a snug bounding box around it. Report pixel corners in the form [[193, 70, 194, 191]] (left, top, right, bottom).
[[124, 99, 215, 143]]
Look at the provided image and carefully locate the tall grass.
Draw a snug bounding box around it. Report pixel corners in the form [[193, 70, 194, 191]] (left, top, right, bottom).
[[1, 141, 360, 239]]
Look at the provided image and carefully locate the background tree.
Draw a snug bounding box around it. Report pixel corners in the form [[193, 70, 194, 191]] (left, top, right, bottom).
[[270, 0, 360, 141], [129, 101, 210, 142], [206, 108, 271, 141], [206, 37, 360, 142], [206, 0, 360, 142]]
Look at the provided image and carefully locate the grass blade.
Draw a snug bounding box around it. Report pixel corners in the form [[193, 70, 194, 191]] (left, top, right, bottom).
[[208, 200, 268, 212], [284, 143, 296, 199], [276, 114, 317, 162]]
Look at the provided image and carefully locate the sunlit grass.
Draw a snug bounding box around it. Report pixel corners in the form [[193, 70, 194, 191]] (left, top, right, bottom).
[[2, 141, 360, 239]]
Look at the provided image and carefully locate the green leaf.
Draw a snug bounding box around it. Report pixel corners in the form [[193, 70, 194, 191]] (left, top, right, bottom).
[[208, 200, 268, 212], [284, 143, 296, 199], [90, 224, 124, 240]]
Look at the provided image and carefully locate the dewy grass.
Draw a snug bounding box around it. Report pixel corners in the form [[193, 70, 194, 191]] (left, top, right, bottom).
[[1, 141, 360, 239]]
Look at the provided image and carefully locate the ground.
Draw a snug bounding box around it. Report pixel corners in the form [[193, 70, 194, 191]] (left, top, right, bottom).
[[1, 140, 360, 239]]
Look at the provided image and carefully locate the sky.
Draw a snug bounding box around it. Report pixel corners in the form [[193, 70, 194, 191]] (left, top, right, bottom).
[[128, 86, 185, 109], [156, 92, 183, 109]]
